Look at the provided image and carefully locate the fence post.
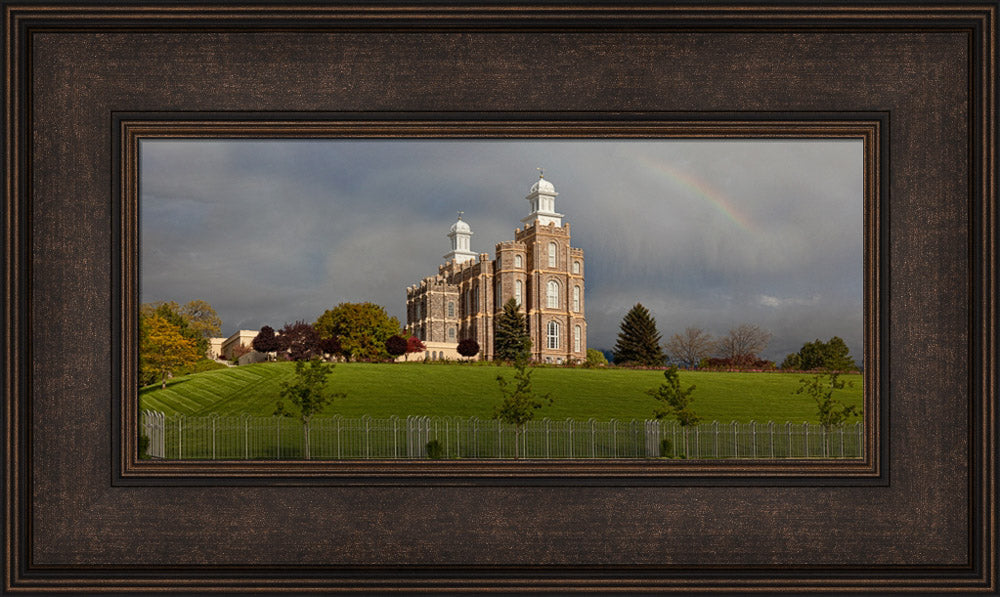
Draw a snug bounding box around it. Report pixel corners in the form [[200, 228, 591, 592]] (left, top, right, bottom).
[[178, 416, 183, 459], [393, 417, 398, 459], [840, 424, 845, 457], [590, 419, 596, 459], [153, 412, 162, 458], [277, 416, 281, 459], [713, 421, 719, 458], [751, 421, 757, 459], [857, 421, 863, 458], [787, 422, 792, 457], [149, 412, 163, 458], [732, 421, 738, 458], [545, 419, 551, 459], [769, 421, 775, 458], [611, 419, 617, 458], [212, 415, 217, 460], [244, 415, 249, 459], [803, 422, 809, 458]]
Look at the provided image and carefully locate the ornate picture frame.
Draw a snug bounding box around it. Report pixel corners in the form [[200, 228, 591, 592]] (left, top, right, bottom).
[[4, 2, 995, 593]]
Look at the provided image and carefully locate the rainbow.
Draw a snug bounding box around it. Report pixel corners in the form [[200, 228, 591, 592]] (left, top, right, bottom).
[[630, 150, 758, 234]]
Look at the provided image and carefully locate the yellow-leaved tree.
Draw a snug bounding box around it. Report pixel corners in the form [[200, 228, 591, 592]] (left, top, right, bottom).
[[141, 314, 201, 389]]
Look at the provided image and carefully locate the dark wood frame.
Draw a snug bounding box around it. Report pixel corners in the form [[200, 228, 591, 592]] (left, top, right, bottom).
[[4, 2, 996, 593]]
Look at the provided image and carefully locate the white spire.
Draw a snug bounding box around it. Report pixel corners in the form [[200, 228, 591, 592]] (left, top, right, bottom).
[[522, 169, 563, 227], [444, 211, 477, 264]]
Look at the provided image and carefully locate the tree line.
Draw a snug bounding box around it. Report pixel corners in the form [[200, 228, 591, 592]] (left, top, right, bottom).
[[139, 297, 858, 393], [139, 299, 494, 389], [252, 303, 484, 363], [610, 302, 859, 372]]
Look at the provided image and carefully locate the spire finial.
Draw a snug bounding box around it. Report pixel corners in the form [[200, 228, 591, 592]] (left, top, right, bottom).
[[537, 167, 544, 179], [457, 210, 464, 220]]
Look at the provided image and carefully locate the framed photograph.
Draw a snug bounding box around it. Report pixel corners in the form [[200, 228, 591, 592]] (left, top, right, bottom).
[[4, 2, 995, 593], [121, 119, 880, 480]]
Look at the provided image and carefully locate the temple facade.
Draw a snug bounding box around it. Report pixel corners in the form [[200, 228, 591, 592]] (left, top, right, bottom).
[[405, 173, 586, 363]]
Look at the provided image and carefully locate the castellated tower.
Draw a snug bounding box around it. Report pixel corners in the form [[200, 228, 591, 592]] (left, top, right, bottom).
[[405, 173, 585, 363]]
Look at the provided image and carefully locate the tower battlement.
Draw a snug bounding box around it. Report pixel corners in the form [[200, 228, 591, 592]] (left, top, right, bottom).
[[495, 240, 526, 251], [515, 220, 570, 241]]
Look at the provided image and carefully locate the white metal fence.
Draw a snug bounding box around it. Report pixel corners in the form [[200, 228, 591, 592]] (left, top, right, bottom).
[[141, 411, 864, 460]]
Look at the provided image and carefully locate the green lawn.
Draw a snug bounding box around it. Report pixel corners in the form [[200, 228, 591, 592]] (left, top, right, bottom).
[[139, 361, 864, 424]]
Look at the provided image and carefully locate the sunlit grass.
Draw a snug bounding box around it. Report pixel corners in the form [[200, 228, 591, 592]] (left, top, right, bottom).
[[139, 361, 863, 424]]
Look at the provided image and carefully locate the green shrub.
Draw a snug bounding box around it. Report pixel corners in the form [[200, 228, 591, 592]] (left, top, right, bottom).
[[659, 438, 687, 459], [138, 434, 151, 459], [425, 439, 445, 459], [585, 349, 609, 368]]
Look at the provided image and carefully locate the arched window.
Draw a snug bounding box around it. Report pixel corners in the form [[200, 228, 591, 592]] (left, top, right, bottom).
[[448, 326, 456, 340], [574, 325, 582, 353], [515, 280, 523, 306], [572, 261, 581, 275], [447, 301, 455, 317], [547, 321, 560, 349], [573, 286, 580, 312], [547, 280, 559, 308], [548, 242, 557, 267], [514, 254, 523, 268]]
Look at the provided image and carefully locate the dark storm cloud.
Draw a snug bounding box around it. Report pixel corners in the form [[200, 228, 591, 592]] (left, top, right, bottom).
[[140, 139, 863, 362]]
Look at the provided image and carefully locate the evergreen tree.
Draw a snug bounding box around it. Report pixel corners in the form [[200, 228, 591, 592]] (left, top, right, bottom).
[[612, 303, 666, 366], [494, 298, 531, 361]]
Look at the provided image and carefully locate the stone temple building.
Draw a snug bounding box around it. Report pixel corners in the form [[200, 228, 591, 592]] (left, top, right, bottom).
[[405, 173, 586, 363]]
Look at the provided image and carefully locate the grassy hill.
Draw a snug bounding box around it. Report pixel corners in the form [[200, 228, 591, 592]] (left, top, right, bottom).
[[139, 361, 864, 424]]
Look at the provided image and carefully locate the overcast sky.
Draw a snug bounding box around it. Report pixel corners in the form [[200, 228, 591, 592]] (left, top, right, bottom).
[[140, 139, 863, 362]]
